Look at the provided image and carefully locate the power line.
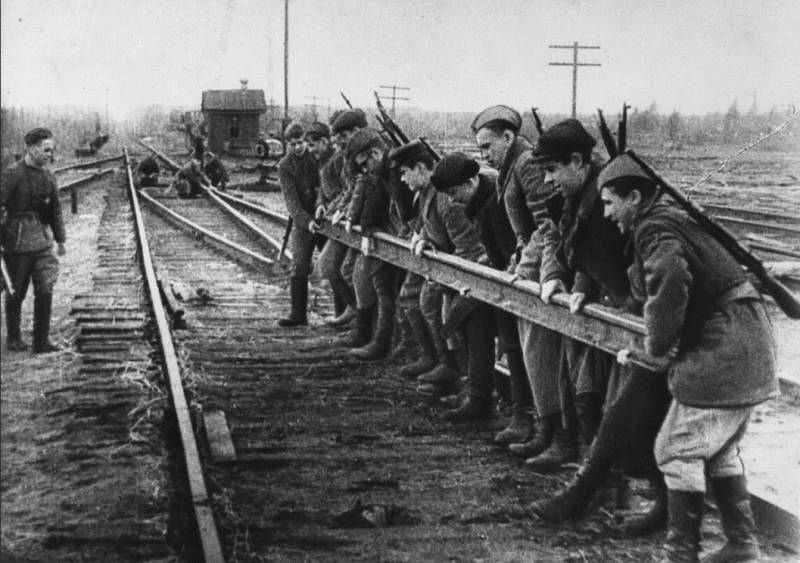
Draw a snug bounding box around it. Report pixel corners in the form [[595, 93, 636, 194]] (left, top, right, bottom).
[[377, 85, 410, 116], [549, 42, 601, 118], [303, 95, 325, 120]]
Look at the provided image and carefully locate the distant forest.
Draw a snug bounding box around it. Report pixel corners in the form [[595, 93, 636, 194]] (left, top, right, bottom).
[[2, 101, 797, 168]]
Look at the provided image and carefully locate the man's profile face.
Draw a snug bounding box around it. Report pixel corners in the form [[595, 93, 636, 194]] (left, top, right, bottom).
[[475, 127, 511, 169], [29, 138, 55, 167], [601, 187, 639, 234], [306, 137, 329, 159], [446, 177, 478, 206], [336, 129, 357, 150]]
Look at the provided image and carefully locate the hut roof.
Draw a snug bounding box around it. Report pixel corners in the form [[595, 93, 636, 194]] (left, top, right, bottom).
[[202, 89, 267, 112]]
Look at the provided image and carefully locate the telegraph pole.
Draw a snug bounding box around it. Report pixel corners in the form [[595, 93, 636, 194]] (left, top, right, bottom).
[[283, 0, 289, 138], [378, 85, 410, 116], [549, 42, 601, 118]]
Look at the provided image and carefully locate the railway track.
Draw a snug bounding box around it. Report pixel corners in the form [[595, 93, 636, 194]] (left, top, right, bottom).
[[99, 140, 798, 560]]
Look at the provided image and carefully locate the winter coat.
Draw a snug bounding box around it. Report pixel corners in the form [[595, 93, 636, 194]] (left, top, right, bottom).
[[541, 159, 630, 307], [629, 201, 778, 407], [464, 173, 516, 270], [1, 160, 65, 253], [277, 150, 319, 230]]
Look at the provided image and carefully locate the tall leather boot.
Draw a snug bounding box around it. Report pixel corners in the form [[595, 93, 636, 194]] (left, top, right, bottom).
[[337, 306, 374, 348], [443, 309, 494, 422], [701, 476, 759, 562], [524, 418, 579, 472], [527, 453, 614, 521], [660, 490, 703, 563], [350, 273, 394, 360], [5, 295, 28, 351], [399, 308, 437, 378], [622, 468, 668, 536], [575, 392, 604, 454], [327, 278, 357, 326], [390, 307, 416, 359], [32, 293, 60, 353], [509, 412, 557, 458], [495, 348, 535, 444], [278, 276, 308, 327]]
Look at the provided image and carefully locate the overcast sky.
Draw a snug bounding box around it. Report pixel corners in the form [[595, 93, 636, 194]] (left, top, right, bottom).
[[2, 0, 799, 120]]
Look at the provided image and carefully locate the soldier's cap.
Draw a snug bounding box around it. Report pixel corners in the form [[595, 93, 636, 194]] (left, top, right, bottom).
[[346, 127, 382, 159], [388, 139, 429, 169], [471, 105, 522, 134], [430, 152, 480, 192], [332, 109, 368, 135], [530, 119, 596, 163], [284, 122, 304, 140], [24, 127, 53, 146], [305, 121, 331, 140], [597, 154, 653, 191]]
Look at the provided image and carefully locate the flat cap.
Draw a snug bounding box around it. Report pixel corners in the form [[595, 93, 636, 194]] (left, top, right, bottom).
[[284, 122, 304, 139], [332, 109, 368, 135], [346, 127, 381, 159], [530, 119, 596, 162], [597, 153, 652, 190], [471, 105, 522, 134], [388, 139, 429, 169], [431, 152, 480, 192], [24, 127, 53, 146], [305, 121, 330, 139]]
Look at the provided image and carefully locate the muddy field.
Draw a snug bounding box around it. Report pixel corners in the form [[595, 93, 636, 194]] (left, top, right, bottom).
[[1, 147, 799, 562]]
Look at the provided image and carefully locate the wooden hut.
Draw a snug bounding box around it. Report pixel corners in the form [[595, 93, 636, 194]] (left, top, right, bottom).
[[201, 80, 267, 155]]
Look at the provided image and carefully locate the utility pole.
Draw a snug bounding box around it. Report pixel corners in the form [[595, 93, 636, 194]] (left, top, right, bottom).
[[549, 42, 601, 118], [304, 95, 325, 120], [105, 87, 109, 132], [283, 0, 289, 141], [378, 84, 410, 116]]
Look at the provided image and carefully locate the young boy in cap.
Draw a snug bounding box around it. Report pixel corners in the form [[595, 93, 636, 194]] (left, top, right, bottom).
[[1, 127, 66, 353], [413, 153, 495, 421], [472, 104, 563, 450], [389, 140, 461, 387], [316, 110, 369, 328], [340, 128, 398, 359], [599, 154, 778, 562], [276, 121, 323, 327]]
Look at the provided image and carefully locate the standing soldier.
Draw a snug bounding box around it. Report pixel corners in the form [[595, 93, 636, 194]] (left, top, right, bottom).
[[599, 154, 778, 562], [276, 122, 322, 327], [305, 120, 356, 322], [472, 105, 563, 448], [202, 151, 229, 191], [1, 127, 65, 353]]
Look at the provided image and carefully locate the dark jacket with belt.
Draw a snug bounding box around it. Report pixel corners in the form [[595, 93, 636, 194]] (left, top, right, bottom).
[[1, 160, 65, 253], [278, 150, 319, 230], [464, 173, 516, 270], [542, 159, 630, 308], [629, 201, 778, 407]]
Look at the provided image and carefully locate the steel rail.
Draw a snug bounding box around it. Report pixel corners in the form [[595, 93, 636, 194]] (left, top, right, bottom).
[[709, 215, 800, 236], [138, 190, 274, 268], [57, 168, 116, 192], [699, 202, 800, 226], [52, 153, 124, 173], [202, 186, 291, 261], [122, 147, 225, 563]]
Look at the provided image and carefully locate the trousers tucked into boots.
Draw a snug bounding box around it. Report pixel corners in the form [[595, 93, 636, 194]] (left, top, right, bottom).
[[660, 490, 704, 563], [33, 293, 60, 353], [350, 271, 395, 360], [327, 278, 356, 326], [399, 308, 437, 378], [701, 476, 759, 562], [508, 412, 558, 458], [5, 295, 28, 350], [494, 348, 535, 444], [278, 276, 308, 327]]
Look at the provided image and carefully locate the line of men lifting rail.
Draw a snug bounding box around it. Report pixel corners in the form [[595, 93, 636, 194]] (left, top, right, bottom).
[[270, 97, 799, 563], [128, 97, 795, 561]]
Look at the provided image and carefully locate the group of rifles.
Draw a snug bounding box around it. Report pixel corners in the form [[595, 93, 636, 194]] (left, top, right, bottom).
[[273, 103, 780, 563]]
